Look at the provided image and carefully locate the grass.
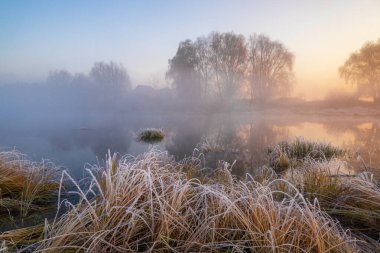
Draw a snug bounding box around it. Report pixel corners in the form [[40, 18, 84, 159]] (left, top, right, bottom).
[[30, 149, 357, 252], [0, 150, 60, 220], [283, 158, 380, 251], [0, 224, 44, 252], [2, 141, 380, 252], [268, 137, 345, 172], [197, 138, 226, 154], [136, 128, 165, 143]]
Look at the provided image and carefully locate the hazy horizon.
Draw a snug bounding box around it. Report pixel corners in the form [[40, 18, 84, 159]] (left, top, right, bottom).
[[1, 0, 380, 99]]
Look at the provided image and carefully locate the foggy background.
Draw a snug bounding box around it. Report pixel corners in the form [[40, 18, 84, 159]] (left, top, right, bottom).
[[1, 1, 380, 177]]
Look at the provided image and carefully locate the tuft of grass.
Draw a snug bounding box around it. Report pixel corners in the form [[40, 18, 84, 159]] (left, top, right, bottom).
[[35, 149, 357, 252], [268, 137, 345, 171], [0, 223, 44, 252], [197, 138, 226, 154], [0, 150, 60, 218], [286, 158, 380, 247], [136, 128, 165, 143]]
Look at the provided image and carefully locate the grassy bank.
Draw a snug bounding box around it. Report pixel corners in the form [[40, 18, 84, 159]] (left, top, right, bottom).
[[268, 137, 345, 172], [23, 150, 359, 252], [0, 150, 60, 220], [285, 159, 380, 251], [1, 141, 379, 252]]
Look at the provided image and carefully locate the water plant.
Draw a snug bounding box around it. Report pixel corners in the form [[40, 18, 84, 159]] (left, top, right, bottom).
[[136, 128, 165, 143]]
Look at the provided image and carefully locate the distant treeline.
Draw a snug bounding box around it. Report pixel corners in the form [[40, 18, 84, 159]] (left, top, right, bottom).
[[0, 62, 178, 116], [1, 33, 379, 116]]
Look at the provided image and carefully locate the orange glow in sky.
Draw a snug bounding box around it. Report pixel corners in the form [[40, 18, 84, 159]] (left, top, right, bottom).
[[1, 1, 379, 100]]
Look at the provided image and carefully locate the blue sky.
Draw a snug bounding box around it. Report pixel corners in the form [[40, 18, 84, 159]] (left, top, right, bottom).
[[1, 0, 380, 98]]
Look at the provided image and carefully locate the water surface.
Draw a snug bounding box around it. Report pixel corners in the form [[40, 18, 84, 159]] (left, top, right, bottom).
[[1, 112, 379, 178]]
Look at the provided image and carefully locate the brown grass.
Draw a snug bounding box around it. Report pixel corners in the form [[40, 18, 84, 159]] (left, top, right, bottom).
[[285, 158, 380, 251], [0, 150, 60, 218], [34, 149, 357, 252], [268, 138, 345, 172]]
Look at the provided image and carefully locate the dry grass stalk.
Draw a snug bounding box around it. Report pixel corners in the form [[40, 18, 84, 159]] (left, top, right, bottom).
[[286, 158, 380, 249], [35, 149, 357, 252], [0, 150, 59, 217]]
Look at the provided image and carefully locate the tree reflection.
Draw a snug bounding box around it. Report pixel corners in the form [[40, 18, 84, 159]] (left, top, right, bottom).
[[323, 120, 380, 174], [169, 116, 291, 177]]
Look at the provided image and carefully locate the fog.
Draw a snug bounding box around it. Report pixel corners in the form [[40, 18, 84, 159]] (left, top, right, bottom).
[[1, 31, 380, 178]]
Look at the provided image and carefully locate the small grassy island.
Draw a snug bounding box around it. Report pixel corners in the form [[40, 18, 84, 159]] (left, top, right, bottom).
[[136, 128, 165, 144], [0, 139, 379, 252]]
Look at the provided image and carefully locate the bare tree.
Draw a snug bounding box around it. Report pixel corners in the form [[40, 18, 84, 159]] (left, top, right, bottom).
[[166, 40, 201, 101], [168, 32, 294, 105], [47, 70, 73, 85], [247, 34, 294, 102], [194, 36, 213, 98], [90, 61, 131, 90], [339, 39, 380, 103], [210, 32, 247, 100]]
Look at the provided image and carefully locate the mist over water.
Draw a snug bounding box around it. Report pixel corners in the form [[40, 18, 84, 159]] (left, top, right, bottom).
[[1, 33, 380, 179], [1, 96, 379, 179], [2, 2, 380, 251]]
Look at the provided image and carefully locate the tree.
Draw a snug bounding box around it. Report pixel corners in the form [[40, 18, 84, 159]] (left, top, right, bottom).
[[166, 40, 202, 101], [339, 39, 380, 103], [247, 34, 294, 102], [168, 32, 294, 105], [167, 33, 248, 102], [47, 70, 73, 85], [194, 36, 212, 97], [210, 32, 247, 100], [90, 61, 131, 91]]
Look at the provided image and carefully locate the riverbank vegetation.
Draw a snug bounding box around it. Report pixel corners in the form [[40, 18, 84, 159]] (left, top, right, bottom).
[[0, 140, 379, 252], [268, 138, 345, 171], [0, 151, 60, 221]]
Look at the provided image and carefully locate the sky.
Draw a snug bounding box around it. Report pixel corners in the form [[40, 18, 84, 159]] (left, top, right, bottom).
[[1, 0, 379, 99]]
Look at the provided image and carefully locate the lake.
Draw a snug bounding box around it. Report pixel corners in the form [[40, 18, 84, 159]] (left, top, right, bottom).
[[1, 111, 379, 178]]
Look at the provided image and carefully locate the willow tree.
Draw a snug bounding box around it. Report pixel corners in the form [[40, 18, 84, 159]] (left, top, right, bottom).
[[247, 34, 294, 103], [339, 39, 380, 103]]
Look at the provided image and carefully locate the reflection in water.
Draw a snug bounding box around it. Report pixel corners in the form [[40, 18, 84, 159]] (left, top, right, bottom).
[[323, 121, 380, 174], [49, 127, 132, 158], [0, 113, 379, 178], [165, 115, 210, 160]]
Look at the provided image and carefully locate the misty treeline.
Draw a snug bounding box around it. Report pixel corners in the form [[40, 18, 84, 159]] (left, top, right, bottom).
[[339, 38, 380, 103], [0, 32, 296, 117], [167, 32, 294, 103], [1, 34, 379, 118], [0, 61, 175, 116]]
